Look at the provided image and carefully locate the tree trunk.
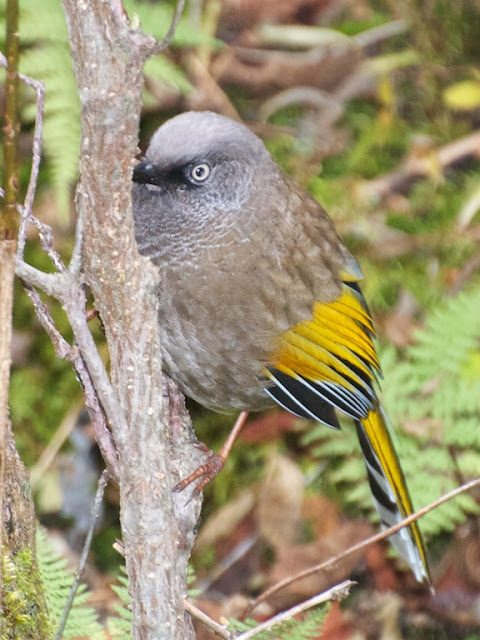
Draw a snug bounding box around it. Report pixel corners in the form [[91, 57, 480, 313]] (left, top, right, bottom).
[[61, 2, 202, 637], [1, 0, 50, 634]]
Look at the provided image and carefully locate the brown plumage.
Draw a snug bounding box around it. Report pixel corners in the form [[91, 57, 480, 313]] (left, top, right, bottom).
[[132, 111, 430, 584]]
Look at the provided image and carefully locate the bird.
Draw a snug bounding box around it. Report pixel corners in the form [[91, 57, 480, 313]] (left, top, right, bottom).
[[131, 110, 430, 585]]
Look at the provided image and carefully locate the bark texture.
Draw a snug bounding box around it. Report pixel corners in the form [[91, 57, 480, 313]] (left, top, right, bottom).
[[61, 2, 203, 637]]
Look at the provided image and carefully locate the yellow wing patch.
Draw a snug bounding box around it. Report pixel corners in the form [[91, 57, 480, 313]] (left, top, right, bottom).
[[270, 283, 380, 394]]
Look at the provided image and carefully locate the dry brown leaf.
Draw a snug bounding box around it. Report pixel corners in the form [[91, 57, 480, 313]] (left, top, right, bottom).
[[195, 488, 256, 550], [379, 289, 420, 348], [428, 528, 480, 626], [365, 542, 402, 592], [321, 601, 357, 640], [257, 453, 305, 548], [240, 410, 300, 444], [266, 520, 372, 608], [301, 494, 341, 538], [377, 593, 404, 640]]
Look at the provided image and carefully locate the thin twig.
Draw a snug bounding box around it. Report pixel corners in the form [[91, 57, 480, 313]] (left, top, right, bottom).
[[149, 0, 186, 55], [26, 209, 66, 272], [184, 580, 354, 640], [237, 580, 354, 640], [244, 475, 480, 616], [17, 277, 119, 480], [183, 598, 231, 639], [2, 45, 119, 479], [0, 51, 49, 263], [358, 130, 480, 203], [29, 399, 85, 488], [17, 76, 45, 258], [54, 469, 111, 640], [353, 19, 408, 48]]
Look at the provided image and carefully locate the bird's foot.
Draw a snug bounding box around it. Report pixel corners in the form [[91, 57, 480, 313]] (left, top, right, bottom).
[[173, 412, 249, 499], [173, 441, 225, 496]]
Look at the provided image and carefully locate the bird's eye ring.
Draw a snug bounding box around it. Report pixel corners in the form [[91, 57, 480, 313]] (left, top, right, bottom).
[[190, 163, 211, 182]]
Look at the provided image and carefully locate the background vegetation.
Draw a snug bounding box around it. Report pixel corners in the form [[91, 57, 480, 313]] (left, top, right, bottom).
[[2, 0, 480, 637]]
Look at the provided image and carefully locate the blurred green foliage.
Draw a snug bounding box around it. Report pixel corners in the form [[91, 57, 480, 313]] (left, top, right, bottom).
[[0, 0, 216, 215]]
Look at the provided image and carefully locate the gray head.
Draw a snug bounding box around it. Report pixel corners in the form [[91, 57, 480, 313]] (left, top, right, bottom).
[[132, 111, 278, 263]]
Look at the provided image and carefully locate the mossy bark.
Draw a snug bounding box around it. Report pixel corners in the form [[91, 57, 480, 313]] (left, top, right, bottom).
[[1, 0, 50, 635]]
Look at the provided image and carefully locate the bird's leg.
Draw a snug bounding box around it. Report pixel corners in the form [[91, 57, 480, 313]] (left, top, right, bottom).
[[173, 411, 249, 495]]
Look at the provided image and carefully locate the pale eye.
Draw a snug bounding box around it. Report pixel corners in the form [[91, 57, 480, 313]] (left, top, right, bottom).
[[190, 163, 211, 182]]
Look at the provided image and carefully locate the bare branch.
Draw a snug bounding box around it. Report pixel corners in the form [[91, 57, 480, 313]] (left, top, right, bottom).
[[257, 19, 408, 51], [15, 259, 65, 297], [149, 0, 186, 56], [183, 599, 231, 639], [17, 276, 119, 479], [54, 469, 111, 640], [29, 400, 85, 488], [246, 476, 480, 615], [184, 580, 354, 640], [2, 41, 118, 478], [358, 130, 480, 203], [237, 580, 354, 640], [1, 0, 20, 577], [259, 87, 342, 123], [0, 51, 47, 262], [353, 19, 409, 48]]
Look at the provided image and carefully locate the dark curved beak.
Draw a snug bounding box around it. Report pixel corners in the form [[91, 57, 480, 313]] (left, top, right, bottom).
[[133, 161, 162, 186]]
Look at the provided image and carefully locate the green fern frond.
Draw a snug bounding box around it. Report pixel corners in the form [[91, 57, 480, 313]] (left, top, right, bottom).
[[409, 287, 480, 378], [36, 527, 105, 640], [229, 603, 331, 639], [107, 566, 132, 640]]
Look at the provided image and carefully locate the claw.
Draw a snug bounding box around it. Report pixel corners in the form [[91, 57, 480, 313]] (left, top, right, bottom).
[[173, 452, 225, 494], [173, 411, 249, 497]]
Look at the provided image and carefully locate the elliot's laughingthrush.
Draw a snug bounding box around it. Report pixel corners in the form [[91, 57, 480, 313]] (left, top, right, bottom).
[[132, 111, 430, 585]]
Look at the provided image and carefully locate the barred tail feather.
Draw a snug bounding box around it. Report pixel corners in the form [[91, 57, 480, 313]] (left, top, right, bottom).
[[268, 280, 430, 584], [356, 406, 430, 584]]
